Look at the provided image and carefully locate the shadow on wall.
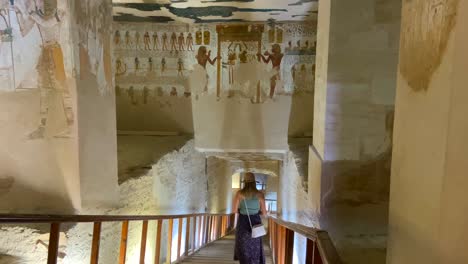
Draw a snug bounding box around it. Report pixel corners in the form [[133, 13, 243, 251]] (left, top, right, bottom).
[[0, 180, 75, 214], [322, 110, 395, 208], [117, 135, 192, 183], [0, 255, 22, 264], [288, 91, 314, 137], [116, 95, 195, 133]]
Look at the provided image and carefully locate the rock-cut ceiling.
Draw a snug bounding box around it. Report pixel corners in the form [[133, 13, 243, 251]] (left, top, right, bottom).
[[113, 0, 318, 23]]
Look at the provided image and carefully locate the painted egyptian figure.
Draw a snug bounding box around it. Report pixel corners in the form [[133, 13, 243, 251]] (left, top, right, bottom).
[[125, 31, 131, 48], [186, 32, 193, 51], [161, 57, 166, 74], [116, 58, 127, 75], [14, 0, 73, 139], [143, 86, 150, 104], [170, 87, 178, 96], [258, 44, 284, 98], [227, 48, 237, 84], [196, 46, 219, 92], [135, 31, 141, 49], [291, 65, 296, 82], [162, 32, 168, 51], [177, 58, 184, 76], [128, 86, 136, 105], [148, 57, 153, 72], [152, 32, 159, 50], [134, 57, 140, 72], [170, 32, 177, 52], [178, 32, 185, 51], [144, 31, 151, 50], [196, 46, 219, 69], [114, 30, 121, 46]]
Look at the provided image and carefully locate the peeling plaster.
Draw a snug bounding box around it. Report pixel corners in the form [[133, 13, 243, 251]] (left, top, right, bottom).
[[399, 0, 459, 92]]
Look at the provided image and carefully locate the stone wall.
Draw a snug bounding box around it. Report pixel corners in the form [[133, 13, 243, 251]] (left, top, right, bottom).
[[388, 1, 468, 263], [0, 0, 119, 212], [72, 0, 119, 207], [206, 157, 232, 213], [312, 0, 400, 208], [113, 21, 315, 136], [152, 141, 207, 214], [0, 0, 80, 213]]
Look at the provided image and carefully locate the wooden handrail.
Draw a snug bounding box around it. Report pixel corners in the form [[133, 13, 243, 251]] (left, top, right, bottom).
[[0, 212, 235, 264], [269, 215, 319, 241], [268, 214, 342, 264], [0, 213, 235, 223]]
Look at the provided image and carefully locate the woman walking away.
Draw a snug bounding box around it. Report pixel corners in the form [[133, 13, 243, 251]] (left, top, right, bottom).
[[233, 173, 268, 264]]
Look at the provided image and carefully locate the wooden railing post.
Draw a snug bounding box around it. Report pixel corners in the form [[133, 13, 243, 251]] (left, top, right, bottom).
[[139, 220, 148, 264], [306, 239, 323, 264], [191, 217, 196, 253], [274, 221, 279, 264], [214, 216, 218, 239], [215, 216, 218, 239], [268, 218, 273, 261], [207, 216, 212, 242], [199, 216, 203, 247], [154, 219, 163, 264], [218, 216, 222, 238], [197, 216, 203, 249], [185, 217, 191, 256], [167, 219, 174, 264], [90, 222, 102, 264], [119, 221, 129, 264], [177, 218, 183, 260], [277, 225, 284, 264], [47, 223, 60, 264], [284, 228, 295, 264], [222, 216, 226, 236], [204, 216, 210, 244]]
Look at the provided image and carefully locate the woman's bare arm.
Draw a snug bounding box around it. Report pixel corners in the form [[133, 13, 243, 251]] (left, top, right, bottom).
[[233, 191, 240, 214], [258, 192, 268, 217], [233, 192, 241, 229]]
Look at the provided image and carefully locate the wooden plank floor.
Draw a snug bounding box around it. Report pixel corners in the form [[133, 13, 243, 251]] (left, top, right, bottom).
[[181, 234, 273, 264]]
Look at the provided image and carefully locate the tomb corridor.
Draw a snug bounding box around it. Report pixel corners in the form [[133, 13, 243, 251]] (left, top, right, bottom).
[[1, 0, 468, 264]]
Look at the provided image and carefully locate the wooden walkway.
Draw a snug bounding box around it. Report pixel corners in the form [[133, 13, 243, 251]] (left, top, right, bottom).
[[180, 234, 273, 264]]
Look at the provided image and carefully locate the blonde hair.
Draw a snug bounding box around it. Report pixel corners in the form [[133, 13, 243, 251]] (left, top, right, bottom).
[[240, 172, 259, 198]]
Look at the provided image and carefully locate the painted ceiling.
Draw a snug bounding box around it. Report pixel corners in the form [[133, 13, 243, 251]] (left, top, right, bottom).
[[113, 0, 318, 23]]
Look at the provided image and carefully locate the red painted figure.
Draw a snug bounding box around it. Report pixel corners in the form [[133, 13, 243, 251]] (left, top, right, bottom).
[[196, 46, 219, 69], [257, 44, 284, 98]]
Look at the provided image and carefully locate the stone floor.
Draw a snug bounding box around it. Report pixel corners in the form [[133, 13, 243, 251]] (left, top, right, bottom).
[[180, 234, 273, 264]]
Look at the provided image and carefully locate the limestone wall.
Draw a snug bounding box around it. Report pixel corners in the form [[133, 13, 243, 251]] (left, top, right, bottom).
[[388, 1, 468, 263], [72, 0, 119, 207], [113, 21, 315, 136], [207, 157, 232, 213], [0, 0, 119, 212], [312, 0, 400, 207], [152, 141, 207, 214], [193, 94, 292, 152], [0, 0, 80, 213]]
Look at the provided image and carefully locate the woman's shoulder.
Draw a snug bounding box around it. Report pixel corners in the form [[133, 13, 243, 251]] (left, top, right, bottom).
[[255, 191, 265, 199]]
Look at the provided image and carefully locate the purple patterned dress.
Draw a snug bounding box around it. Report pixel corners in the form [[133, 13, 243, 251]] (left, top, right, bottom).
[[234, 211, 265, 264]]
